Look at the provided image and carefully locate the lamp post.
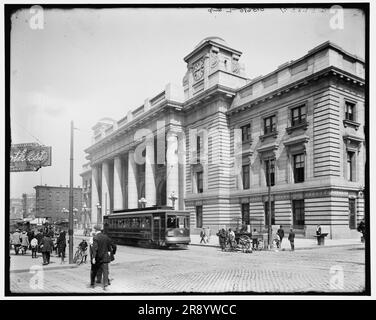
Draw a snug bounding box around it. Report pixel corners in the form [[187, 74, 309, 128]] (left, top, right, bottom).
[[68, 120, 74, 264], [73, 208, 78, 229], [82, 203, 87, 229], [168, 191, 178, 209], [138, 198, 147, 208], [267, 158, 273, 250], [96, 202, 101, 227]]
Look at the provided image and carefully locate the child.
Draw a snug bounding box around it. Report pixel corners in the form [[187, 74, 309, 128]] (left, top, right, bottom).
[[30, 236, 38, 258]]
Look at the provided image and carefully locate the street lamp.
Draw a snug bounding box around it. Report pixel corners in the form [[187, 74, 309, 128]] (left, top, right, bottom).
[[168, 191, 178, 209], [138, 198, 147, 208]]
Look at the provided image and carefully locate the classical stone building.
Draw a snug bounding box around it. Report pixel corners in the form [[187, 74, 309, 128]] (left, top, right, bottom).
[[83, 37, 365, 239]]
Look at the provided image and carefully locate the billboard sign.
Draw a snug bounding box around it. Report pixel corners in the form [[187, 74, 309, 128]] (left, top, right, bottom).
[[10, 143, 52, 172]]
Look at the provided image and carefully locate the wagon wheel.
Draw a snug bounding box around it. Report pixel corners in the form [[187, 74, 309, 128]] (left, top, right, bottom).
[[239, 235, 251, 251]]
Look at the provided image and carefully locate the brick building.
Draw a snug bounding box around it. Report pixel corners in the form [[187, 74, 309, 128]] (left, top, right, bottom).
[[82, 37, 365, 238], [34, 185, 82, 223]]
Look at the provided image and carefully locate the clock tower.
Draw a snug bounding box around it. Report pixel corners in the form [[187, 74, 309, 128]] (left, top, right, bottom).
[[182, 36, 247, 101]]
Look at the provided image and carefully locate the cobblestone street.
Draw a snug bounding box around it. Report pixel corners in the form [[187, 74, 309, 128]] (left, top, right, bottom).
[[9, 243, 366, 294]]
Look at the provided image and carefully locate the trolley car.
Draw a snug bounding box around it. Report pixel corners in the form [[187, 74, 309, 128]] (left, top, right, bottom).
[[103, 206, 191, 248]]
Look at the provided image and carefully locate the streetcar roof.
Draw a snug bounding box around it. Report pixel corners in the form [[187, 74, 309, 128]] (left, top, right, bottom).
[[107, 209, 191, 217]]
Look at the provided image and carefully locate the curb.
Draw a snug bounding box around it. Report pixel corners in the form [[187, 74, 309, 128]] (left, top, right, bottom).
[[10, 263, 79, 274], [189, 242, 364, 251]]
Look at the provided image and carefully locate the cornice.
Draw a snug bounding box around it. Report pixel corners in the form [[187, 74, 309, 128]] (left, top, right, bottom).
[[228, 66, 365, 116], [85, 99, 183, 154]]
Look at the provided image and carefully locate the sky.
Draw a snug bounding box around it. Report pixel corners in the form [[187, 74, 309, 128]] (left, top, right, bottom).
[[9, 6, 365, 198]]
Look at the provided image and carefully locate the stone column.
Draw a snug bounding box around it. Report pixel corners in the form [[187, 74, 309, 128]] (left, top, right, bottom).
[[101, 161, 110, 219], [145, 136, 156, 206], [113, 156, 123, 210], [166, 132, 179, 208], [91, 166, 99, 225], [127, 149, 138, 209]]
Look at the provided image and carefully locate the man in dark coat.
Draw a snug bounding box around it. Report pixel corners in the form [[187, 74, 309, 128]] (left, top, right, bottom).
[[56, 231, 67, 263], [35, 229, 44, 253], [277, 226, 285, 249], [288, 228, 295, 251], [216, 228, 227, 251], [91, 226, 113, 290], [40, 233, 54, 265]]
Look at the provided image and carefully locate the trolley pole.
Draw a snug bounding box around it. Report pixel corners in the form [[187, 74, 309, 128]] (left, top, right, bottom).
[[68, 120, 74, 264], [267, 158, 272, 250]]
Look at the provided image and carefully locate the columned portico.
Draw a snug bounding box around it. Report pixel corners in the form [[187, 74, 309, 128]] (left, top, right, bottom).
[[128, 149, 138, 208], [145, 136, 156, 206], [113, 156, 123, 210], [166, 131, 179, 208], [102, 161, 111, 216], [91, 166, 100, 225]]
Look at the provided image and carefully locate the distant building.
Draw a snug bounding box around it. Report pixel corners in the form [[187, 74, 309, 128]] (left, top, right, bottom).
[[22, 193, 36, 218], [34, 185, 82, 223], [81, 37, 365, 239], [10, 198, 23, 220]]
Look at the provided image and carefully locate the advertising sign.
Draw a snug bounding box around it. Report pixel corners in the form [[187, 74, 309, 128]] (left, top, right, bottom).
[[10, 143, 52, 172]]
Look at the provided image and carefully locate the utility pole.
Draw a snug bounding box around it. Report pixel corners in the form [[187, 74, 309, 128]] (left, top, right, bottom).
[[69, 120, 74, 264], [268, 158, 272, 250]]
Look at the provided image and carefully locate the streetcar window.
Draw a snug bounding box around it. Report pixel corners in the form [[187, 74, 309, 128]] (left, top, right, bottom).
[[177, 216, 188, 228], [167, 215, 177, 228], [145, 217, 151, 229]]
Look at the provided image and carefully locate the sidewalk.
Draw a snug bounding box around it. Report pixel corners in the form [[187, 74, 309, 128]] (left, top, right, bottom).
[[189, 234, 363, 250], [9, 251, 78, 273]]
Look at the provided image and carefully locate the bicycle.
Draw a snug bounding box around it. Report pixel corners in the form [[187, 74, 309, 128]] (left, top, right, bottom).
[[73, 247, 86, 265]]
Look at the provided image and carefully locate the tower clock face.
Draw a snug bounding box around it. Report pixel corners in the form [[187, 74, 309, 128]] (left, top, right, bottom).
[[192, 59, 204, 81]]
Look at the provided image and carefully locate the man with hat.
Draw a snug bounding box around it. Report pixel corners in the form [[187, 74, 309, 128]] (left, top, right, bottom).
[[90, 225, 113, 290]]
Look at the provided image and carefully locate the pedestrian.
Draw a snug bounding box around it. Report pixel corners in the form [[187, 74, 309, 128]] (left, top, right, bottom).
[[316, 224, 322, 236], [11, 229, 22, 255], [30, 236, 38, 258], [27, 230, 34, 250], [78, 238, 88, 263], [56, 230, 67, 263], [277, 225, 284, 248], [288, 228, 295, 251], [36, 229, 44, 254], [200, 228, 207, 244], [228, 228, 236, 250], [90, 225, 113, 290], [20, 230, 30, 254], [40, 233, 54, 265], [216, 228, 227, 251], [273, 232, 280, 249]]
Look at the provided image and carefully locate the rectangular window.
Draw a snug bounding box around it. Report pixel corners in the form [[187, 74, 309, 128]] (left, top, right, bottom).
[[349, 198, 357, 229], [197, 171, 203, 193], [293, 154, 305, 183], [264, 201, 275, 225], [197, 136, 201, 163], [347, 151, 355, 181], [291, 105, 306, 127], [241, 203, 250, 225], [345, 101, 355, 121], [242, 164, 250, 189], [264, 115, 276, 135], [241, 124, 251, 142], [292, 200, 305, 227], [265, 159, 275, 186], [196, 206, 203, 228]]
